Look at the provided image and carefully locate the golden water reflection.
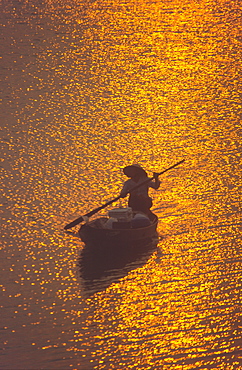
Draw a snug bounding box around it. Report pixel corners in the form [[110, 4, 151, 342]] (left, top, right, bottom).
[[0, 0, 241, 369], [70, 221, 241, 369]]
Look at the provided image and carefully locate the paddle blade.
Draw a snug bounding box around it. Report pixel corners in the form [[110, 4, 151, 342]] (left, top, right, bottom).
[[64, 216, 84, 230]]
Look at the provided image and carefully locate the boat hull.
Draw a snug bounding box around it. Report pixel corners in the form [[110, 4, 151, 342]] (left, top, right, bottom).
[[78, 214, 158, 247]]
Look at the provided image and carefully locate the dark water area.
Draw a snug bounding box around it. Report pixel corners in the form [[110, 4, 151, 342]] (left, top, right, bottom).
[[79, 237, 159, 296], [0, 0, 241, 369]]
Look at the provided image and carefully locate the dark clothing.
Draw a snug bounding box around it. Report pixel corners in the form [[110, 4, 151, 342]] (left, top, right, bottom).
[[128, 193, 153, 214], [120, 176, 160, 216]]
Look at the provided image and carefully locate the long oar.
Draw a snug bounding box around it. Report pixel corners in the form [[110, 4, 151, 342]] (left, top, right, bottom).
[[64, 159, 185, 230]]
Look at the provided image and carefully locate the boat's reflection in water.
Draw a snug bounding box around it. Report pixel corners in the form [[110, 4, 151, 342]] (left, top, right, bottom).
[[78, 236, 159, 296]]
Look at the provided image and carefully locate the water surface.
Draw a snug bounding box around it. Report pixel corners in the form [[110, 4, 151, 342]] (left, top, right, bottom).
[[0, 0, 241, 369]]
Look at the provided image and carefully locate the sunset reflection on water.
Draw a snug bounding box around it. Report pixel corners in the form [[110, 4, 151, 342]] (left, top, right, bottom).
[[0, 0, 241, 369]]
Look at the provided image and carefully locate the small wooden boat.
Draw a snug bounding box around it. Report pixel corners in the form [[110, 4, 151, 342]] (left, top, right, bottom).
[[78, 209, 158, 247]]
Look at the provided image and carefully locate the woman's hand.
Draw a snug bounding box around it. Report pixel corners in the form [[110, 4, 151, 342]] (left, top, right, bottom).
[[153, 172, 159, 181]]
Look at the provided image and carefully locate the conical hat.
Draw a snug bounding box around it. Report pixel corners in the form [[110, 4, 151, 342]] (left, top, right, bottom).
[[123, 164, 147, 178]]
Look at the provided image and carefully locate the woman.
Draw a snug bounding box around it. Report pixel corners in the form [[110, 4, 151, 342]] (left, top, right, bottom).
[[120, 164, 160, 216]]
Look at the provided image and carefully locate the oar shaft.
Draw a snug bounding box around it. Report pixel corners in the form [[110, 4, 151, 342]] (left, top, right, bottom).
[[157, 158, 185, 176], [86, 195, 121, 217], [64, 195, 121, 230]]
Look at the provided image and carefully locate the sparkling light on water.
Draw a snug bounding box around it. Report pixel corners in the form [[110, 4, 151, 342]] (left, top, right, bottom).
[[0, 0, 241, 369]]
